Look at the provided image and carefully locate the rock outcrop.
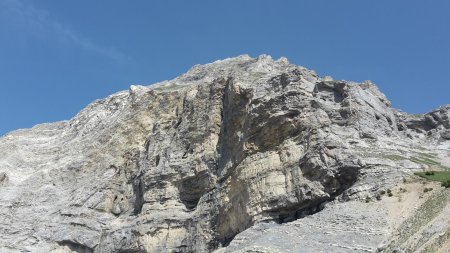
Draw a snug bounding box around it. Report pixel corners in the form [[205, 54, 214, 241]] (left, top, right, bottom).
[[0, 55, 449, 252]]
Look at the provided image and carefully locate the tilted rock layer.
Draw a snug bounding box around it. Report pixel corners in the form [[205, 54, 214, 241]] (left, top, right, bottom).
[[0, 55, 449, 253]]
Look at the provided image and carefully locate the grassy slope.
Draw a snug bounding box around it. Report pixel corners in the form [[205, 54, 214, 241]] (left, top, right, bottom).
[[415, 171, 450, 183]]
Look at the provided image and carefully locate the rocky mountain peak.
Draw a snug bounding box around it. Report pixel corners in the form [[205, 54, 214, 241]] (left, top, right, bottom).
[[152, 54, 303, 90], [0, 55, 449, 252]]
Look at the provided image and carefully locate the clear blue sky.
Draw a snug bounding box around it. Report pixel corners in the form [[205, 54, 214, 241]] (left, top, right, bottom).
[[1, 0, 449, 135]]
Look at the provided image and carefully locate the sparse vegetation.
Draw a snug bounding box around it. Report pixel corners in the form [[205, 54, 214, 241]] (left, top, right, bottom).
[[382, 154, 408, 161], [410, 156, 441, 167], [380, 152, 448, 171], [379, 190, 386, 195], [423, 187, 433, 193], [442, 180, 450, 188], [389, 188, 450, 247], [416, 152, 438, 159], [386, 189, 393, 197], [415, 171, 450, 186]]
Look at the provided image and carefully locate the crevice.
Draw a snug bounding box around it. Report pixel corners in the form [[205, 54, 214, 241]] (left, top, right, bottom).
[[285, 109, 301, 119], [220, 197, 332, 248], [269, 199, 329, 224], [144, 138, 151, 159], [132, 179, 145, 215], [313, 81, 345, 103], [117, 248, 147, 253], [144, 140, 150, 152], [177, 171, 211, 211], [386, 116, 393, 125], [270, 73, 291, 88], [57, 240, 93, 253], [182, 144, 193, 159], [221, 236, 237, 248], [154, 155, 160, 167], [174, 117, 183, 129], [216, 77, 249, 177], [330, 165, 361, 195], [0, 172, 8, 186]]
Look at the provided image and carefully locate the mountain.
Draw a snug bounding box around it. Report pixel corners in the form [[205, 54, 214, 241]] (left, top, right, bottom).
[[0, 55, 449, 253]]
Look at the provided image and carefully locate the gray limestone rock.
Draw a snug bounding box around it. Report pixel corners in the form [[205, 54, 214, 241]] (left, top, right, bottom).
[[0, 55, 449, 253]]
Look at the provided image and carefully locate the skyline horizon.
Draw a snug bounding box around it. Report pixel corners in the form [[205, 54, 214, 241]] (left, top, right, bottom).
[[1, 1, 449, 135], [2, 53, 448, 136]]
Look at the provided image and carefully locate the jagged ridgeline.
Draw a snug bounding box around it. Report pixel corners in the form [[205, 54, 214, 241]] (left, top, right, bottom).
[[0, 55, 449, 252]]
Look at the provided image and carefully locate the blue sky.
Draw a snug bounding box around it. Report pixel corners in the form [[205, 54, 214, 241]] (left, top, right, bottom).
[[1, 0, 449, 135]]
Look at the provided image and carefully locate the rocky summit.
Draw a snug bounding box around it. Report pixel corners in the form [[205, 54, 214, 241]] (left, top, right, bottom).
[[0, 55, 449, 253]]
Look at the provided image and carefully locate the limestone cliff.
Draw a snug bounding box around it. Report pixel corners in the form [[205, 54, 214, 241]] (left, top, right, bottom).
[[0, 55, 449, 253]]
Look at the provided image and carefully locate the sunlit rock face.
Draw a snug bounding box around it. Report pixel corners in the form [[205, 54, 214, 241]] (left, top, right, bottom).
[[0, 55, 449, 253]]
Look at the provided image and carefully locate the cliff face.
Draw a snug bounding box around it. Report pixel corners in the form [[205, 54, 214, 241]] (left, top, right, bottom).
[[0, 55, 449, 253]]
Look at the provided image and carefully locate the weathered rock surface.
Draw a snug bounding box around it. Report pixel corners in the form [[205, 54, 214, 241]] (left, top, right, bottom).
[[0, 55, 449, 252]]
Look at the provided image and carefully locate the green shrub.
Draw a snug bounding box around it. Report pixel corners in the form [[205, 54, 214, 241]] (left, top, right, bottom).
[[425, 171, 435, 176], [441, 180, 450, 188], [423, 187, 433, 193], [379, 190, 386, 195], [388, 192, 393, 197]]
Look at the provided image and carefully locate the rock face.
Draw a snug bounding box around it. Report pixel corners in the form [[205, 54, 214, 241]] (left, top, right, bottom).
[[0, 55, 449, 252]]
